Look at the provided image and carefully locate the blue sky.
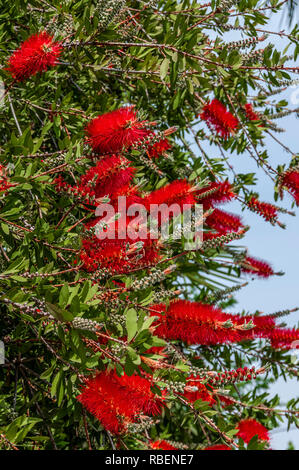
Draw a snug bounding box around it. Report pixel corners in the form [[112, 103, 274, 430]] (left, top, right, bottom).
[[192, 9, 299, 449]]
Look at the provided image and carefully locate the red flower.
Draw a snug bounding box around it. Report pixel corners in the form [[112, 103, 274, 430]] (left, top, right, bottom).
[[77, 370, 164, 435], [0, 165, 13, 194], [80, 154, 136, 200], [80, 236, 160, 274], [184, 376, 215, 405], [245, 103, 260, 121], [150, 300, 250, 346], [204, 444, 231, 450], [147, 138, 171, 159], [150, 440, 178, 450], [55, 154, 140, 210], [196, 180, 236, 207], [150, 300, 280, 346], [208, 366, 261, 387], [143, 180, 196, 223], [54, 175, 96, 205], [205, 208, 243, 233], [280, 169, 299, 206], [269, 328, 299, 349], [200, 99, 239, 139], [241, 256, 274, 278], [7, 32, 61, 81], [248, 196, 278, 223], [86, 106, 150, 154], [236, 418, 270, 444]]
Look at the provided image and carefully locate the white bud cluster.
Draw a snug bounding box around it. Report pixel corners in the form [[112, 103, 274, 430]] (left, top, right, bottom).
[[224, 36, 263, 51], [217, 0, 240, 13], [108, 311, 126, 327], [72, 317, 101, 332], [160, 379, 186, 394], [94, 0, 126, 31], [131, 269, 167, 290], [152, 289, 182, 303], [2, 298, 51, 319], [127, 417, 158, 433]]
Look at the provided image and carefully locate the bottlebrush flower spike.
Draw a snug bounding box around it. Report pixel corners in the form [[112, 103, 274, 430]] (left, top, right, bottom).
[[200, 99, 239, 139], [245, 103, 260, 121], [143, 180, 196, 223], [86, 106, 151, 154], [144, 180, 195, 209], [150, 300, 282, 346], [0, 165, 13, 194], [54, 175, 97, 205], [240, 256, 274, 278], [80, 155, 136, 200], [184, 377, 215, 405], [147, 138, 171, 159], [150, 300, 255, 346], [7, 32, 61, 82], [208, 365, 266, 387], [77, 370, 164, 435], [202, 228, 247, 250], [269, 328, 299, 349], [279, 168, 299, 206], [196, 180, 236, 207], [247, 196, 278, 224], [204, 444, 231, 450], [150, 440, 178, 450], [205, 208, 244, 233], [236, 418, 270, 444], [80, 237, 160, 274]]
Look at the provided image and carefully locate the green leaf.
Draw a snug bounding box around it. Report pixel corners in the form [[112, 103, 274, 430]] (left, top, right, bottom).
[[126, 308, 138, 342], [160, 58, 170, 80], [46, 302, 74, 322]]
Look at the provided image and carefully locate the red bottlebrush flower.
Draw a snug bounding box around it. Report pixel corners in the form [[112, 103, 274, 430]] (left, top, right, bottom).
[[85, 106, 150, 154], [280, 169, 299, 206], [54, 175, 96, 205], [150, 440, 178, 450], [184, 376, 215, 405], [236, 419, 270, 444], [203, 231, 223, 242], [247, 196, 278, 224], [0, 165, 13, 194], [245, 103, 260, 122], [205, 444, 231, 450], [205, 208, 244, 233], [77, 370, 164, 435], [80, 154, 136, 200], [200, 99, 239, 139], [150, 300, 252, 346], [55, 155, 139, 209], [208, 366, 261, 387], [217, 395, 235, 407], [269, 328, 299, 349], [196, 180, 236, 207], [250, 315, 276, 334], [241, 256, 274, 278], [150, 300, 279, 346], [147, 138, 171, 159], [143, 180, 196, 223], [80, 236, 160, 274], [7, 32, 61, 82]]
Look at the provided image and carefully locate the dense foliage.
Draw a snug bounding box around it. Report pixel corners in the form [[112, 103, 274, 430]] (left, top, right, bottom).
[[0, 0, 299, 451]]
